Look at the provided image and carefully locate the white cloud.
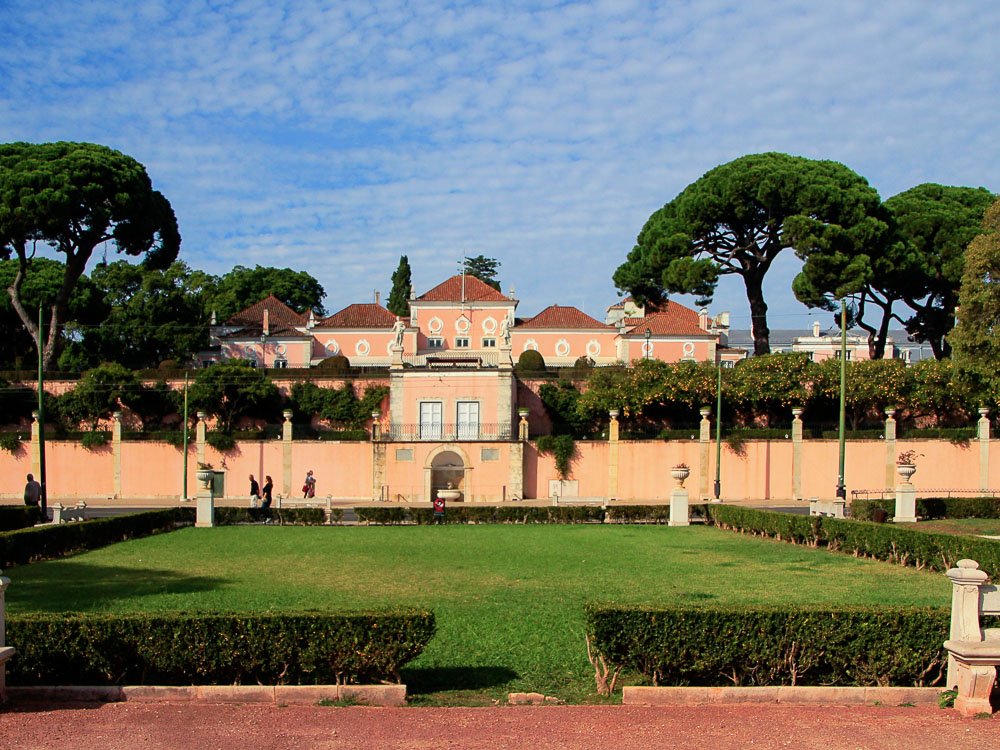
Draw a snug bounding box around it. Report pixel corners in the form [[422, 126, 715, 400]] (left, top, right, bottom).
[[1, 0, 998, 329]]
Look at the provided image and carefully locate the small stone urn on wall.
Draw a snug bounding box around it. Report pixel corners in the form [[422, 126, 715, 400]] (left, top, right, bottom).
[[670, 464, 690, 488], [894, 450, 921, 523], [669, 464, 690, 527]]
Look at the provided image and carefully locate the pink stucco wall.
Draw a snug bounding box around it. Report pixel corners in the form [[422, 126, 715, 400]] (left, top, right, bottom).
[[0, 437, 995, 505]]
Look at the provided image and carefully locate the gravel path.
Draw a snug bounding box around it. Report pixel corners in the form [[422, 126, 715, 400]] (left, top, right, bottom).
[[0, 703, 996, 750]]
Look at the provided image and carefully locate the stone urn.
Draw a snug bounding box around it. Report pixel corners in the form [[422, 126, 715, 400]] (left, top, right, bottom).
[[437, 488, 462, 502], [896, 463, 917, 482], [670, 465, 691, 488], [196, 469, 214, 489]]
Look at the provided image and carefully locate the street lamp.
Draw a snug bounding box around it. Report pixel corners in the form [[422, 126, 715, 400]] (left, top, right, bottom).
[[714, 360, 722, 501], [836, 300, 847, 500], [644, 328, 651, 360]]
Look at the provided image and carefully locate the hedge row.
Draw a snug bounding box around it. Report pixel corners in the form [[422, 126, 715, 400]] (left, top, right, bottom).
[[6, 610, 435, 686], [701, 505, 1000, 574], [851, 496, 1000, 521], [0, 508, 194, 568], [0, 506, 43, 532], [352, 504, 697, 525], [586, 604, 948, 687], [213, 507, 328, 526]]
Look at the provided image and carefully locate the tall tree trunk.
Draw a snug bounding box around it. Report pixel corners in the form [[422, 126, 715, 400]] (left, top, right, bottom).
[[744, 272, 771, 356]]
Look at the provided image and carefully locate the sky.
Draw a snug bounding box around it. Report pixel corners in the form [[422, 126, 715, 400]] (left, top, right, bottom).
[[1, 1, 998, 330]]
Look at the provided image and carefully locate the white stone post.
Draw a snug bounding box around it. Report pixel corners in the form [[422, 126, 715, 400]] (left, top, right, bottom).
[[894, 462, 917, 523], [791, 407, 803, 501], [698, 407, 711, 501], [518, 408, 530, 442], [608, 409, 619, 501], [669, 467, 690, 527], [30, 410, 40, 481], [196, 411, 207, 467], [282, 409, 293, 500], [195, 468, 215, 528], [884, 408, 897, 490], [978, 408, 990, 492], [112, 410, 123, 500]]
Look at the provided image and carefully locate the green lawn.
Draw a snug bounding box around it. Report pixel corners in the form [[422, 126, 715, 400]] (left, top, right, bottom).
[[916, 518, 1000, 537], [5, 525, 950, 704]]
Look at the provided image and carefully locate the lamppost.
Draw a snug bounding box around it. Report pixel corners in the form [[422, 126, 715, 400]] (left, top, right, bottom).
[[836, 300, 847, 500], [644, 328, 651, 360], [714, 360, 723, 501]]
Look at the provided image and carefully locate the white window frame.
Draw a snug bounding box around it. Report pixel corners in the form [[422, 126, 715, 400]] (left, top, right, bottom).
[[427, 337, 444, 349], [455, 336, 470, 348], [419, 401, 443, 440], [456, 401, 480, 440]]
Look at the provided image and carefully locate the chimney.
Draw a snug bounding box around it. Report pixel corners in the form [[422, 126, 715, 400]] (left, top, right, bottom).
[[375, 290, 380, 305], [698, 308, 709, 331], [812, 320, 821, 337], [262, 308, 270, 336]]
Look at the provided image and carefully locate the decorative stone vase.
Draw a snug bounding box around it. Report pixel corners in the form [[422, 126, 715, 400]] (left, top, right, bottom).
[[196, 470, 214, 489], [670, 466, 690, 487], [437, 488, 462, 502], [896, 463, 917, 482]]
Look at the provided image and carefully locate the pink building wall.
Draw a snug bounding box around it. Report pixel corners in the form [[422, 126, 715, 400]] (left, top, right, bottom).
[[512, 330, 619, 364], [0, 438, 995, 505]]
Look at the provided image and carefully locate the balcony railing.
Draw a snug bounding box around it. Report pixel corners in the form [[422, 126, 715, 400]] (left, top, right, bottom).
[[378, 422, 513, 442]]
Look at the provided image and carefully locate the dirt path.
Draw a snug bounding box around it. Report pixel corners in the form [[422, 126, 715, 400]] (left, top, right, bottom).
[[1, 703, 995, 750]]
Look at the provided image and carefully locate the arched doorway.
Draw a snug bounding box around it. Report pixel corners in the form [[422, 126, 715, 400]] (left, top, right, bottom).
[[430, 450, 466, 501]]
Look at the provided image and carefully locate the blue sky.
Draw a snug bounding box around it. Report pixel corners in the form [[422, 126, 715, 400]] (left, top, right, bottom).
[[1, 1, 997, 329]]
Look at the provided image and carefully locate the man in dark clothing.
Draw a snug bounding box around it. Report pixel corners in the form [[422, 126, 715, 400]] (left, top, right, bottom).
[[23, 473, 41, 507], [249, 474, 260, 508]]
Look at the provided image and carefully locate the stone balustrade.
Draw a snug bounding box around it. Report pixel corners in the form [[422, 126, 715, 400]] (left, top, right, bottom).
[[943, 559, 1000, 716]]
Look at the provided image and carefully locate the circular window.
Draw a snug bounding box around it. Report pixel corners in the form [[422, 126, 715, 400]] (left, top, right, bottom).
[[586, 339, 601, 357], [275, 343, 287, 356], [456, 316, 470, 333], [428, 317, 443, 334], [324, 340, 340, 355], [641, 341, 654, 357], [482, 317, 497, 334], [355, 339, 371, 356], [555, 339, 570, 357], [682, 342, 696, 357], [523, 339, 538, 352]]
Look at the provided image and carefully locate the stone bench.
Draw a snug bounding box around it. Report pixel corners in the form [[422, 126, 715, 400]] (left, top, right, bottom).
[[943, 559, 1000, 716], [552, 496, 606, 507], [808, 498, 846, 518], [1, 571, 14, 703], [51, 501, 88, 524], [275, 494, 335, 523]]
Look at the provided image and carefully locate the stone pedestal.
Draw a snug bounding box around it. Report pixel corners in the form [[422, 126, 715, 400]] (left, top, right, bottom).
[[390, 344, 404, 370], [669, 488, 690, 527], [196, 488, 215, 528], [894, 482, 917, 523]]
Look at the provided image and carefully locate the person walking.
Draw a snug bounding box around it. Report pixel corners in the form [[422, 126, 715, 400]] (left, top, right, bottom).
[[23, 473, 41, 507], [433, 494, 446, 524], [261, 475, 274, 524], [302, 470, 316, 499], [249, 474, 260, 508]]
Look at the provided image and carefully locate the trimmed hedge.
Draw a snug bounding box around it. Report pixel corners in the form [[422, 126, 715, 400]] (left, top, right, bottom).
[[0, 508, 194, 568], [701, 505, 1000, 574], [6, 610, 435, 686], [852, 496, 1000, 521], [0, 506, 43, 532], [214, 507, 326, 525], [587, 604, 948, 687], [354, 505, 607, 525]]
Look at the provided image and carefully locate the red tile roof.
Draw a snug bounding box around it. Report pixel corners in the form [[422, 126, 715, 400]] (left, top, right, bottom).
[[624, 301, 708, 337], [224, 295, 307, 335], [518, 305, 614, 330], [417, 274, 511, 302], [319, 303, 399, 329]]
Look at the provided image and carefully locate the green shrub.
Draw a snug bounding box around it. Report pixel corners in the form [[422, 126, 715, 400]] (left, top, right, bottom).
[[535, 434, 577, 479], [515, 349, 546, 373], [850, 496, 1000, 521], [701, 505, 1000, 573], [586, 604, 948, 687], [314, 354, 352, 374], [355, 505, 606, 525], [80, 430, 111, 450], [605, 505, 673, 524], [205, 432, 236, 451], [0, 432, 24, 454], [214, 507, 325, 525], [0, 508, 194, 568], [6, 610, 435, 686], [0, 506, 42, 532]]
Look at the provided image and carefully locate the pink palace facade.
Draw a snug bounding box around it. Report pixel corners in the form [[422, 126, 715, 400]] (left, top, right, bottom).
[[209, 274, 735, 371]]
